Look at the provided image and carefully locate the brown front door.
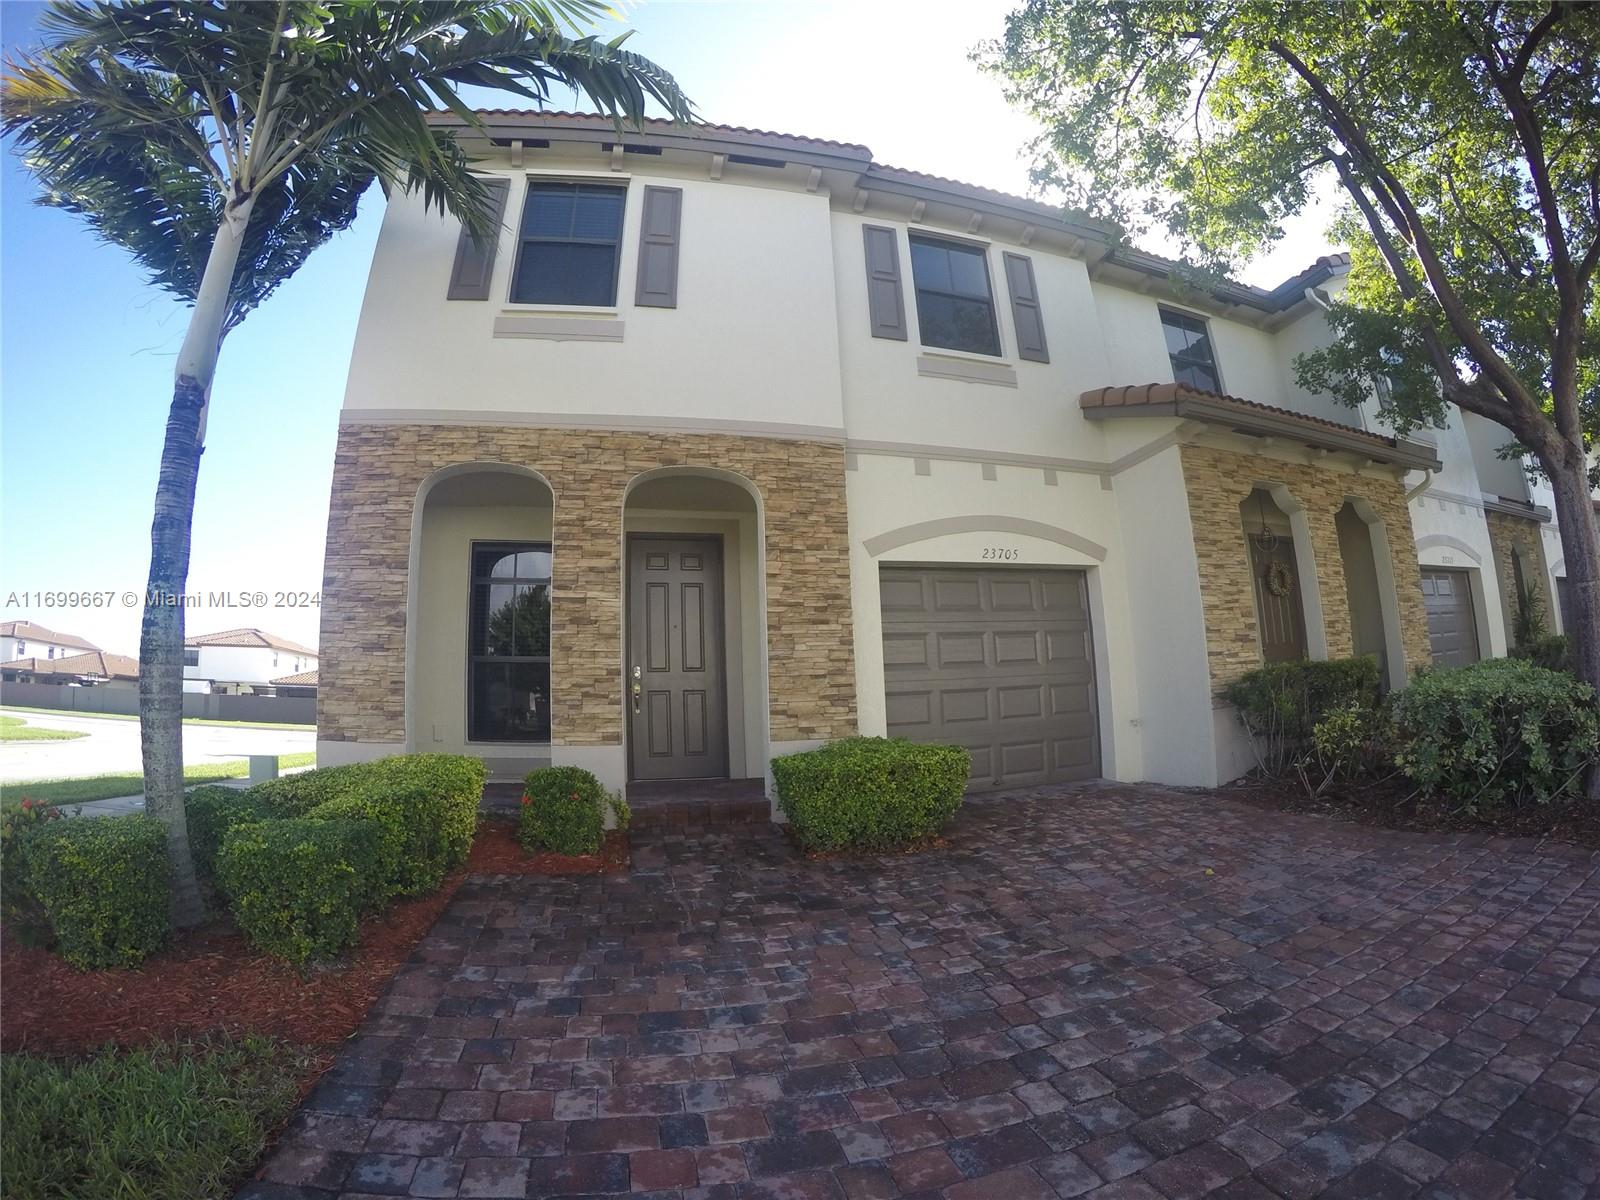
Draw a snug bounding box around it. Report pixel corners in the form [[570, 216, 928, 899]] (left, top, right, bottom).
[[626, 535, 729, 781], [1249, 539, 1308, 661]]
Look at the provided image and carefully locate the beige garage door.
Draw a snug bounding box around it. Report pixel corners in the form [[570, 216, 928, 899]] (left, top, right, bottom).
[[879, 566, 1100, 791], [1421, 568, 1480, 667]]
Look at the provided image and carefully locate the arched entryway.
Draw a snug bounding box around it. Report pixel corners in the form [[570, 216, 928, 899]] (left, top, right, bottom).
[[620, 468, 769, 787], [406, 464, 554, 776]]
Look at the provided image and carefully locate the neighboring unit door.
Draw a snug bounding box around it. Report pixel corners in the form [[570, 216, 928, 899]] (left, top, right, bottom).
[[1421, 568, 1480, 667], [1248, 540, 1308, 662], [626, 536, 729, 781], [879, 566, 1100, 792]]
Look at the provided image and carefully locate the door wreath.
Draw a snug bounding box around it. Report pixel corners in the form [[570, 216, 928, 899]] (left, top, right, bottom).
[[1264, 558, 1294, 597]]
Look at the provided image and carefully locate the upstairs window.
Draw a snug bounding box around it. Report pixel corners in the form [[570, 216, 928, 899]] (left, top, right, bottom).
[[510, 182, 626, 306], [184, 648, 200, 667], [909, 235, 1001, 356], [1161, 308, 1221, 391]]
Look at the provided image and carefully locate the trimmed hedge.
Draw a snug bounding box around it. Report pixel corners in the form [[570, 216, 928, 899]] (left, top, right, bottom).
[[1, 798, 63, 945], [1511, 633, 1573, 675], [20, 815, 171, 969], [215, 818, 383, 965], [1222, 656, 1383, 774], [772, 737, 969, 852], [205, 754, 486, 964], [519, 766, 626, 856], [185, 786, 279, 891], [1389, 657, 1598, 812]]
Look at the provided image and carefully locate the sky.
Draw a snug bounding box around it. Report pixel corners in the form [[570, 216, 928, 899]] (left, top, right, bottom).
[[0, 0, 1338, 657]]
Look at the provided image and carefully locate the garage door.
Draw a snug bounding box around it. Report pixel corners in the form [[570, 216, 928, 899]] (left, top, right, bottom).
[[1421, 568, 1480, 667], [879, 566, 1100, 791]]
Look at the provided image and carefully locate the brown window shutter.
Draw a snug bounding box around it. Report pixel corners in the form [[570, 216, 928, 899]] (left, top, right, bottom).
[[634, 185, 683, 308], [1003, 251, 1049, 363], [862, 224, 908, 340], [446, 178, 511, 300]]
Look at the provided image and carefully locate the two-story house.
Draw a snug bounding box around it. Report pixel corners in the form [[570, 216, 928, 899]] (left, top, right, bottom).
[[315, 112, 1583, 804], [183, 627, 318, 696], [0, 620, 101, 663]]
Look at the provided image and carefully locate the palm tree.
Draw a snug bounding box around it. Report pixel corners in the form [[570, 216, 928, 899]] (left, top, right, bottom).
[[3, 1, 692, 926]]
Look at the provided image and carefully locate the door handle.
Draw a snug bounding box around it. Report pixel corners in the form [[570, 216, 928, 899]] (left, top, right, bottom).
[[631, 664, 642, 714]]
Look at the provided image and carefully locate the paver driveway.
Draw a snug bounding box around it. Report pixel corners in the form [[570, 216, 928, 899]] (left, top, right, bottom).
[[241, 784, 1600, 1200]]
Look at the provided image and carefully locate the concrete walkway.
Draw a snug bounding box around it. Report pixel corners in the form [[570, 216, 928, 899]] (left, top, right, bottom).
[[240, 783, 1600, 1200]]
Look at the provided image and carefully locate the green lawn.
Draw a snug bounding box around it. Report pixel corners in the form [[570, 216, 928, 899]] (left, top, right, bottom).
[[1, 1036, 308, 1200], [0, 706, 314, 731], [0, 715, 87, 743], [7, 753, 318, 806]]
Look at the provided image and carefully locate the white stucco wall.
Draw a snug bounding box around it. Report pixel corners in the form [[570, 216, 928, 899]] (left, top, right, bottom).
[[185, 644, 316, 687], [343, 153, 847, 433], [1, 635, 95, 663]]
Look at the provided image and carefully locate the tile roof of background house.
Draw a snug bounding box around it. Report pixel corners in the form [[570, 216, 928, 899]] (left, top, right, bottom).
[[184, 628, 318, 656], [270, 669, 319, 687], [7, 650, 139, 679], [0, 621, 100, 651]]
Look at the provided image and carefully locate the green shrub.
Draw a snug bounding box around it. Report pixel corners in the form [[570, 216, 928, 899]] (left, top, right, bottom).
[[518, 766, 626, 856], [772, 737, 970, 853], [1222, 656, 1383, 774], [184, 786, 279, 891], [1511, 633, 1573, 674], [1, 797, 63, 945], [0, 1035, 306, 1200], [215, 818, 382, 966], [248, 754, 483, 890], [20, 815, 170, 970], [1389, 657, 1599, 812]]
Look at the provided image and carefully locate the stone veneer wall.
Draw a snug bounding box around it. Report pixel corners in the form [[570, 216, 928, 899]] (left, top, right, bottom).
[[1179, 443, 1433, 694], [318, 423, 857, 748], [1484, 509, 1554, 645]]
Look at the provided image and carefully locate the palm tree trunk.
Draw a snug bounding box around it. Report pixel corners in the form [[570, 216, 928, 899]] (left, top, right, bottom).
[[140, 192, 255, 928], [1545, 449, 1600, 799]]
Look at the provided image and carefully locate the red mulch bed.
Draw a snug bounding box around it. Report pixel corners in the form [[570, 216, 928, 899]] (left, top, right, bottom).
[[1216, 773, 1600, 849], [2, 820, 631, 1059], [469, 817, 629, 874]]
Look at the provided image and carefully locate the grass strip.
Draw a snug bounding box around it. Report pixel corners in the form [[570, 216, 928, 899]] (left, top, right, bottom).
[[0, 1035, 310, 1200], [7, 753, 318, 806]]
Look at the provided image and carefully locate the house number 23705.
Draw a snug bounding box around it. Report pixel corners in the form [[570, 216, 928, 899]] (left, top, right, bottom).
[[981, 547, 1019, 560]]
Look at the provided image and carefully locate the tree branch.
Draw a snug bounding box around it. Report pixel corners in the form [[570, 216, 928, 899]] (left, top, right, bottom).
[[1269, 38, 1545, 424]]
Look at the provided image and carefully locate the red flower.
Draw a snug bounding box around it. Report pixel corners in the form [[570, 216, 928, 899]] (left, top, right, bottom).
[[520, 794, 531, 806], [20, 798, 33, 811], [570, 791, 579, 801]]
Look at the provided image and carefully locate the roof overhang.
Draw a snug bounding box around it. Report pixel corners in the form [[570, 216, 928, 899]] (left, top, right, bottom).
[[1482, 495, 1553, 523], [1081, 383, 1442, 472]]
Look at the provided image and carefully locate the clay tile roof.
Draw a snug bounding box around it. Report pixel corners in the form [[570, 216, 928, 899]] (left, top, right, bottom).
[[185, 627, 318, 656], [0, 621, 100, 651], [9, 651, 139, 680], [1079, 382, 1441, 470], [439, 110, 872, 153], [270, 670, 318, 687]]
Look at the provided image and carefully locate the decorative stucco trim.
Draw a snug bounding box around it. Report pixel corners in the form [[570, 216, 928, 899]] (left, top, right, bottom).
[[492, 315, 625, 341], [862, 515, 1109, 561], [846, 439, 1108, 480], [915, 354, 1019, 388], [1415, 533, 1484, 564], [339, 409, 849, 445]]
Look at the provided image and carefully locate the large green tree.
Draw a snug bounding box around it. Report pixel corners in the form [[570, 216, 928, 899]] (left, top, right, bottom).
[[3, 0, 691, 923], [983, 0, 1600, 750]]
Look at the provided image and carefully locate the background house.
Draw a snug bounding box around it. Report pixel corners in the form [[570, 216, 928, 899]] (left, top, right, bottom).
[[182, 628, 318, 696], [1, 650, 139, 691], [0, 620, 100, 663]]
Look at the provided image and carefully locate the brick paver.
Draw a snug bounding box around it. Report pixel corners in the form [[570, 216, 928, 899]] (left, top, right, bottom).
[[239, 783, 1600, 1199]]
